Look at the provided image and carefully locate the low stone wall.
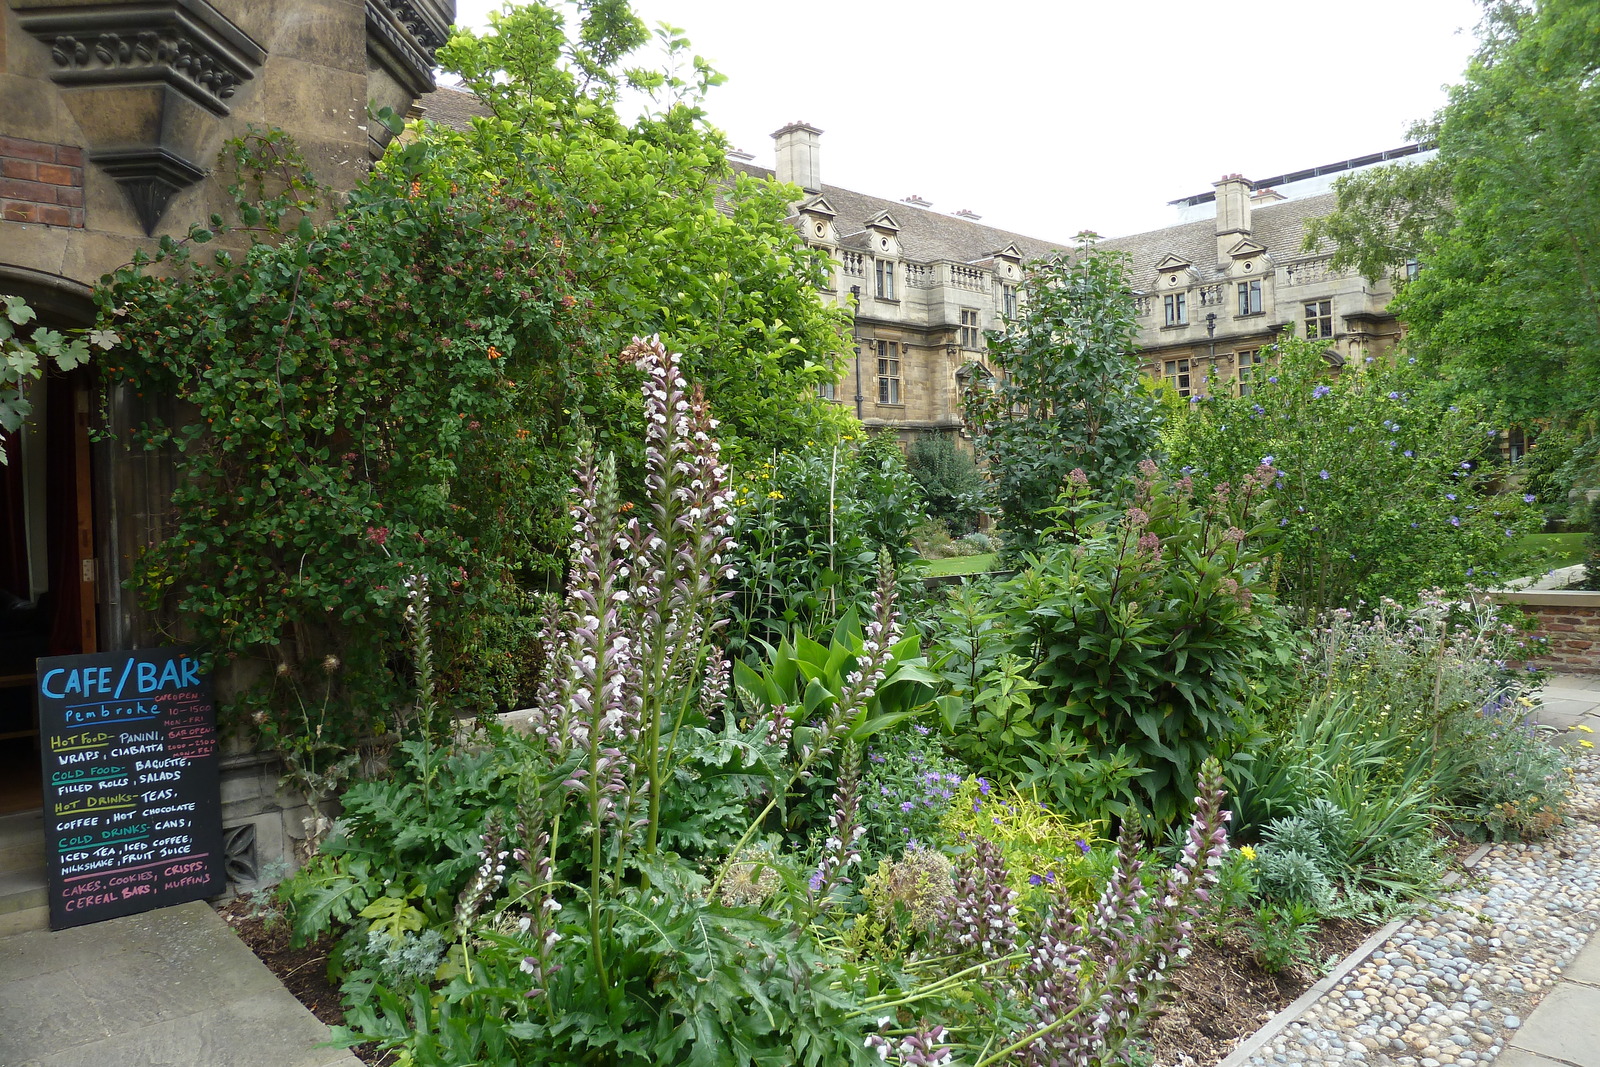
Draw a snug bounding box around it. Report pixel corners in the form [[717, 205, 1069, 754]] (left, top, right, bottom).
[[216, 742, 344, 893], [1487, 588, 1600, 674]]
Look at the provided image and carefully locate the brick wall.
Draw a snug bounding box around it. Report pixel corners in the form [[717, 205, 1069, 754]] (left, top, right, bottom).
[[0, 136, 85, 228], [1488, 590, 1600, 675]]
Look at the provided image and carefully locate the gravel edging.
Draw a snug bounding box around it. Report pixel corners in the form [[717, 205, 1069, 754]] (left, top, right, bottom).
[[1216, 750, 1600, 1067]]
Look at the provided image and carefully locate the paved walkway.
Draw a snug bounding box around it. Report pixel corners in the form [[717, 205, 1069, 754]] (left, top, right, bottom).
[[0, 900, 359, 1067], [1223, 673, 1600, 1067], [1497, 673, 1600, 1067]]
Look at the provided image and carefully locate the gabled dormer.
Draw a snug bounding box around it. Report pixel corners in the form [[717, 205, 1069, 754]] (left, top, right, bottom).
[[992, 243, 1024, 282], [799, 195, 839, 245], [1153, 253, 1198, 289], [865, 209, 901, 257]]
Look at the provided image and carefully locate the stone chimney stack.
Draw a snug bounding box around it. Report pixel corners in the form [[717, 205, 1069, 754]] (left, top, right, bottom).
[[1213, 173, 1252, 264], [772, 121, 822, 194]]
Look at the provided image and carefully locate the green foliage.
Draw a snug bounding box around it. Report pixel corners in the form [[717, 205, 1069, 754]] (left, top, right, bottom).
[[105, 130, 590, 748], [1245, 902, 1322, 974], [905, 433, 986, 534], [1253, 849, 1335, 910], [731, 608, 941, 762], [966, 240, 1160, 551], [939, 778, 1101, 905], [436, 5, 852, 471], [1237, 593, 1565, 913], [728, 435, 924, 651], [858, 725, 964, 858], [1309, 1, 1600, 430], [0, 295, 111, 457], [1165, 333, 1541, 616], [942, 464, 1288, 828], [104, 0, 856, 750]]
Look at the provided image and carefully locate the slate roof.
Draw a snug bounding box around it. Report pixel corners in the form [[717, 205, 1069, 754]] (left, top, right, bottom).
[[415, 85, 494, 129], [1098, 191, 1340, 287], [729, 161, 1070, 266]]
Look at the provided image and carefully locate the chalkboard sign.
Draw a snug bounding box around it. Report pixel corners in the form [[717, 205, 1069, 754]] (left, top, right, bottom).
[[36, 647, 225, 930]]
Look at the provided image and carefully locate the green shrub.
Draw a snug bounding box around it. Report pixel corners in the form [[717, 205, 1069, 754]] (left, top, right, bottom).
[[941, 463, 1292, 828], [1246, 902, 1322, 973], [1165, 333, 1542, 616], [729, 433, 924, 652], [906, 433, 986, 534], [1254, 848, 1335, 910], [939, 777, 1102, 906]]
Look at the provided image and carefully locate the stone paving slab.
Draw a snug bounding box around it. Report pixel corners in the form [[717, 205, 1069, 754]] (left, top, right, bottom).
[[0, 900, 359, 1067], [1504, 982, 1600, 1067]]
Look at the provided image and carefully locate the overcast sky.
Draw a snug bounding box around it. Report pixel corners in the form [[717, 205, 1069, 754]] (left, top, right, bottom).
[[451, 0, 1485, 241]]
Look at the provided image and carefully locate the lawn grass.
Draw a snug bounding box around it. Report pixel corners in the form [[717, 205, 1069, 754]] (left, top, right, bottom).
[[1516, 532, 1586, 571], [923, 552, 998, 576]]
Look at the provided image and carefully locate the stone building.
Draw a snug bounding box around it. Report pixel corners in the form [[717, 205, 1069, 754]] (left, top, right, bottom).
[[1099, 148, 1424, 399], [739, 123, 1069, 441], [0, 0, 452, 886]]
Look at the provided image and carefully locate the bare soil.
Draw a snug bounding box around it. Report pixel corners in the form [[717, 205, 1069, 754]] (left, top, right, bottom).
[[217, 895, 1374, 1067]]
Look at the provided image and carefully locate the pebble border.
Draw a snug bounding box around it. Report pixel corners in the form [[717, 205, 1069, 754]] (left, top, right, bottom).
[[1217, 749, 1600, 1067]]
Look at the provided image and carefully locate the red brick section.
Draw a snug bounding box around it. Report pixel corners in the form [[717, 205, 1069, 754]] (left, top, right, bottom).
[[1527, 604, 1600, 674], [0, 136, 85, 228]]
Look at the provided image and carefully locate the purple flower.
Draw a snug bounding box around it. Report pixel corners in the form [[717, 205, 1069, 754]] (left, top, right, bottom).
[[913, 723, 930, 735], [1267, 375, 1278, 383], [1312, 385, 1331, 399], [1075, 838, 1091, 855], [900, 801, 914, 813], [1403, 450, 1414, 457], [1446, 493, 1457, 501], [1449, 516, 1461, 527], [1524, 494, 1537, 504], [1318, 470, 1330, 480], [977, 778, 991, 796], [1388, 391, 1400, 400], [1029, 874, 1043, 886]]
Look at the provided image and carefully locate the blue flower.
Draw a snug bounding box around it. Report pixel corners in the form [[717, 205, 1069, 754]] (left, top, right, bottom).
[[914, 724, 930, 735], [1268, 376, 1278, 383], [1028, 874, 1043, 886], [1449, 516, 1461, 527], [900, 801, 914, 813], [1461, 462, 1472, 470], [1524, 494, 1537, 504], [1312, 385, 1332, 399], [1446, 493, 1457, 501], [1189, 395, 1200, 404], [1261, 455, 1275, 466], [1388, 391, 1401, 400], [1506, 528, 1515, 537], [1319, 470, 1330, 480], [1403, 450, 1414, 458], [977, 777, 991, 795], [1075, 838, 1091, 855]]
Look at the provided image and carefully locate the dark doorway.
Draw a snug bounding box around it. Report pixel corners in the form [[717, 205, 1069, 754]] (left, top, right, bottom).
[[1, 363, 98, 814]]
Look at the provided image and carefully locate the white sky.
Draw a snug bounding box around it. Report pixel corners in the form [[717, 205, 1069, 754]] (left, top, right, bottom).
[[452, 0, 1484, 241]]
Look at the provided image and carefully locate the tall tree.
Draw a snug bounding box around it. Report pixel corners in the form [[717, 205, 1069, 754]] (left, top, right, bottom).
[[1306, 0, 1600, 428], [966, 239, 1160, 550]]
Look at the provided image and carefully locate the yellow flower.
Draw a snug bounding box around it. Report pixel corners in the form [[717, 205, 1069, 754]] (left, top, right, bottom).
[[1571, 724, 1594, 733], [1238, 845, 1256, 861], [767, 490, 784, 500], [1580, 740, 1594, 749]]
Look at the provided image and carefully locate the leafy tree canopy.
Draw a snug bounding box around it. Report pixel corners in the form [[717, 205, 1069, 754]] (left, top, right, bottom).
[[1305, 0, 1600, 428], [966, 239, 1160, 551], [101, 0, 855, 756]]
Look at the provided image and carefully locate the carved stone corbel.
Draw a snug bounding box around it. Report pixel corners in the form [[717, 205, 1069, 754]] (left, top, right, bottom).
[[17, 0, 266, 235]]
